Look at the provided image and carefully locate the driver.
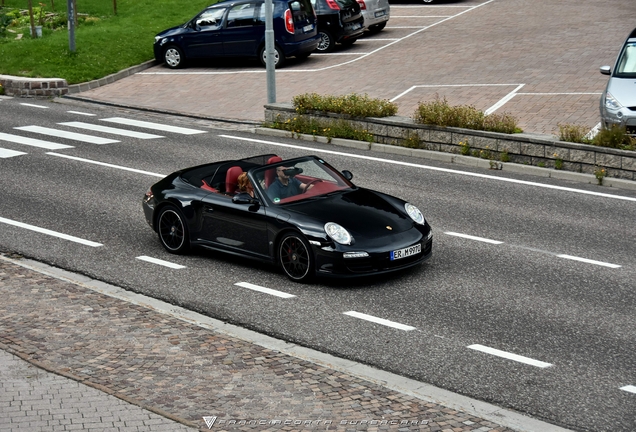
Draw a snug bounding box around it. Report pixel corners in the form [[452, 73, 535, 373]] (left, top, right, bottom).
[[267, 166, 313, 200]]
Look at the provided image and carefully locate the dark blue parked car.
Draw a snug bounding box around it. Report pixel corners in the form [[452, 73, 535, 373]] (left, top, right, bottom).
[[154, 0, 320, 68]]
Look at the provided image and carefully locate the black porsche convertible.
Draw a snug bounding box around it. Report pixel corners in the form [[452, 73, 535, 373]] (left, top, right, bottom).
[[142, 154, 433, 282]]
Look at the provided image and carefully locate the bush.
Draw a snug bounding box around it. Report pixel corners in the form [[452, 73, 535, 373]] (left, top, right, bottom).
[[413, 95, 521, 134], [558, 123, 592, 143], [269, 115, 374, 143], [592, 124, 636, 150], [292, 93, 398, 118]]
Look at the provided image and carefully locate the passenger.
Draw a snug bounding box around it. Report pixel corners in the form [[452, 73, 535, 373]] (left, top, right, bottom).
[[236, 172, 255, 197], [267, 166, 313, 200]]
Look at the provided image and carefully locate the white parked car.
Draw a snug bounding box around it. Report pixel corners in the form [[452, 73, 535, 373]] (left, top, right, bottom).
[[356, 0, 390, 33]]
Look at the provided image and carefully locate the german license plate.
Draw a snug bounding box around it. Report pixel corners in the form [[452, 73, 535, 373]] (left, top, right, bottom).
[[303, 24, 314, 32], [390, 244, 421, 260], [375, 10, 385, 17]]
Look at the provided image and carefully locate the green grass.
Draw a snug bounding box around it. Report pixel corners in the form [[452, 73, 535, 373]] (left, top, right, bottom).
[[0, 0, 212, 83]]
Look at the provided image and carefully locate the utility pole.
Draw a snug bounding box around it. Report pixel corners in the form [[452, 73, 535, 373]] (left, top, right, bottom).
[[67, 0, 75, 51], [264, 0, 276, 103]]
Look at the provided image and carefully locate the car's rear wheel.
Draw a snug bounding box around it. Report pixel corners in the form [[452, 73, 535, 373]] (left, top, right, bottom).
[[164, 45, 185, 69], [278, 233, 314, 283], [316, 30, 335, 53], [157, 205, 190, 254], [259, 45, 285, 68]]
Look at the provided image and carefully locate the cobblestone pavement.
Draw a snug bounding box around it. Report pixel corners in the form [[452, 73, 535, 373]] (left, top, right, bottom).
[[69, 0, 636, 136], [0, 255, 571, 432]]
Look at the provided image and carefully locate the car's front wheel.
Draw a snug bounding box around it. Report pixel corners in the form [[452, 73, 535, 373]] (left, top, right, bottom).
[[163, 45, 185, 69], [157, 205, 190, 254], [316, 30, 335, 53], [259, 45, 285, 68], [278, 233, 314, 283]]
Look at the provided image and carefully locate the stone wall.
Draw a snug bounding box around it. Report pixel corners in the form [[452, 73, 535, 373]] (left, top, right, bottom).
[[0, 75, 68, 97], [265, 103, 636, 181]]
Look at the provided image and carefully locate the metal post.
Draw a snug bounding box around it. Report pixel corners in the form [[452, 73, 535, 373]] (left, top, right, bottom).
[[67, 0, 75, 51], [264, 0, 276, 103]]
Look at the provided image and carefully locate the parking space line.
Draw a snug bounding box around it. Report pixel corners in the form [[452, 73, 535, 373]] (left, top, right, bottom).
[[485, 84, 525, 115], [344, 311, 416, 331], [136, 256, 186, 269], [556, 255, 621, 269], [468, 344, 553, 368], [0, 216, 102, 247], [444, 232, 503, 244], [235, 282, 296, 298]]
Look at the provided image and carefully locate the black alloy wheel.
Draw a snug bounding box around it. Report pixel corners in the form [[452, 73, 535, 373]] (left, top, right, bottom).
[[157, 206, 190, 254], [278, 233, 314, 282], [260, 45, 285, 68], [316, 30, 335, 53], [164, 45, 185, 69]]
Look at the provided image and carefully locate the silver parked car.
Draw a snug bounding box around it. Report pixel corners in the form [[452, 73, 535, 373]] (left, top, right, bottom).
[[356, 0, 390, 33], [600, 27, 636, 135]]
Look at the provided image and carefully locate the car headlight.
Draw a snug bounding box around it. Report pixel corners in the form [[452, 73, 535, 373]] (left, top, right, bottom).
[[154, 36, 162, 43], [405, 203, 425, 225], [324, 222, 352, 245], [604, 92, 622, 111]]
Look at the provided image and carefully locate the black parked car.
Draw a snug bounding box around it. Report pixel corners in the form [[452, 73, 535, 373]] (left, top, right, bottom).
[[310, 0, 365, 52], [142, 154, 433, 282], [153, 0, 319, 69]]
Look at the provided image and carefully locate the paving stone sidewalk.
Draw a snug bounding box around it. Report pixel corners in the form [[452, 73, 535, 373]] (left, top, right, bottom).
[[0, 255, 549, 431]]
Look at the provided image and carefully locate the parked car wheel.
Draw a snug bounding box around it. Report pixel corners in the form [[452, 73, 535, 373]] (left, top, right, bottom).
[[163, 46, 185, 69], [259, 44, 285, 68], [368, 22, 386, 33], [157, 205, 190, 253], [316, 30, 335, 53], [278, 233, 314, 282]]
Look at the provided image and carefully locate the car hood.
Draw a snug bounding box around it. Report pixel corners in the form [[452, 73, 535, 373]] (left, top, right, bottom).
[[285, 188, 414, 237], [155, 25, 187, 39], [607, 78, 636, 108]]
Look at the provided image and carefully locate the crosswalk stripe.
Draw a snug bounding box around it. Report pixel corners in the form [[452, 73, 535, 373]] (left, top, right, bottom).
[[14, 126, 119, 145], [59, 122, 164, 139], [0, 132, 73, 150], [0, 148, 27, 158], [100, 117, 207, 135]]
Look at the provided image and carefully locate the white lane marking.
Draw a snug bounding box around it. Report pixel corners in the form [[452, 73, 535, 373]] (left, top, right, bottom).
[[100, 117, 207, 135], [468, 344, 553, 368], [313, 52, 370, 56], [221, 135, 636, 203], [46, 152, 165, 177], [234, 282, 296, 298], [0, 132, 73, 150], [620, 385, 636, 394], [14, 125, 119, 145], [0, 148, 27, 158], [557, 255, 621, 269], [67, 111, 96, 116], [20, 103, 48, 108], [0, 216, 102, 247], [136, 256, 186, 269], [59, 122, 164, 139], [485, 84, 525, 115], [445, 232, 503, 245], [344, 311, 416, 331], [391, 83, 523, 103], [391, 15, 452, 18]]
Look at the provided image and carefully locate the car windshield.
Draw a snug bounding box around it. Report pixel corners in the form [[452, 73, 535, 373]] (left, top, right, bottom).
[[615, 40, 636, 77], [250, 157, 354, 205]]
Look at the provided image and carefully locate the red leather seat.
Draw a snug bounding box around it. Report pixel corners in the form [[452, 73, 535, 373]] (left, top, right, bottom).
[[225, 166, 243, 194], [265, 156, 282, 188]]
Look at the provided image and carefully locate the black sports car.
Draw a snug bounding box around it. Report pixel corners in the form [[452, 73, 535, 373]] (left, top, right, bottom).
[[142, 154, 433, 282]]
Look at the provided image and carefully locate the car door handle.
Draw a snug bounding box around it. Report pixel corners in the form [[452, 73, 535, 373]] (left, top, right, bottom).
[[203, 205, 214, 214]]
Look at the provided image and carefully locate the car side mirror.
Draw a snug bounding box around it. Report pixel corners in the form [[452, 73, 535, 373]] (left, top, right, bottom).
[[342, 170, 353, 181], [232, 193, 259, 205], [600, 65, 611, 76]]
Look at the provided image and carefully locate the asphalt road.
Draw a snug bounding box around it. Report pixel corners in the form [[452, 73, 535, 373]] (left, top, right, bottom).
[[1, 98, 635, 431]]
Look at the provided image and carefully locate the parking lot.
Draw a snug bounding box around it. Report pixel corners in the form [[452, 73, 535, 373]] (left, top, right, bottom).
[[76, 0, 636, 136]]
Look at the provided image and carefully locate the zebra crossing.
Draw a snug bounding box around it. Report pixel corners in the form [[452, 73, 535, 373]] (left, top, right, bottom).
[[0, 110, 207, 159]]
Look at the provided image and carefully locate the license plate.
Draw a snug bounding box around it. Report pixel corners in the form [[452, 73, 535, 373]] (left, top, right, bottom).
[[390, 244, 421, 260], [303, 24, 314, 32], [352, 22, 361, 30], [374, 10, 385, 17]]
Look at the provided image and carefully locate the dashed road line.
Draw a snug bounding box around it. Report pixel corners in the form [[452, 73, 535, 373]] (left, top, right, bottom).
[[557, 255, 621, 269], [14, 125, 119, 145], [468, 344, 553, 368], [100, 117, 207, 135], [620, 385, 636, 394], [136, 256, 186, 269], [20, 103, 48, 108], [0, 132, 73, 150], [234, 282, 296, 298], [444, 232, 504, 244], [0, 217, 102, 247], [59, 122, 164, 139], [344, 311, 416, 331], [67, 110, 97, 116]]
